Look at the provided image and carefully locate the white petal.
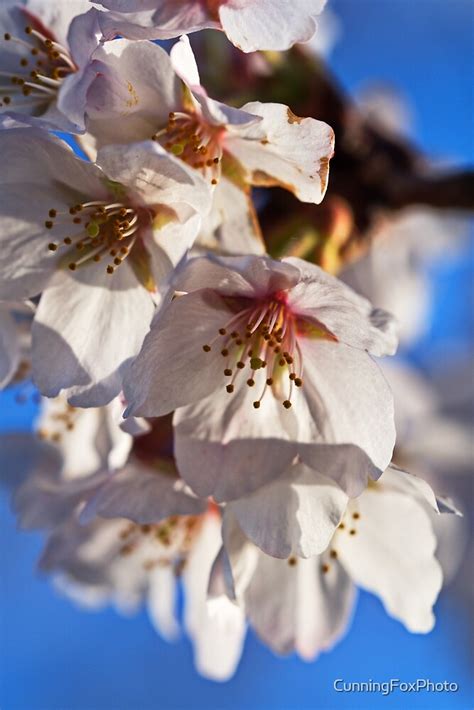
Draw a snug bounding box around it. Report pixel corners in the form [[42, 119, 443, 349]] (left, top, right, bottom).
[[0, 129, 108, 299], [198, 177, 265, 256], [14, 467, 107, 530], [0, 432, 62, 491], [227, 463, 348, 558], [32, 262, 155, 407], [299, 340, 396, 493], [80, 460, 207, 524], [147, 565, 180, 641], [174, 383, 299, 501], [285, 257, 398, 356], [219, 0, 324, 52], [170, 34, 200, 86], [183, 512, 246, 682], [337, 485, 442, 633], [227, 102, 334, 203], [172, 254, 300, 296], [380, 464, 462, 516], [123, 289, 233, 417], [97, 2, 219, 41], [222, 511, 354, 658], [96, 140, 212, 218], [193, 90, 261, 129], [25, 0, 92, 45], [86, 39, 181, 147]]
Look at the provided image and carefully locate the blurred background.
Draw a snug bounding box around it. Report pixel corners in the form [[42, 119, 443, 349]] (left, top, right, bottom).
[[1, 0, 473, 708]]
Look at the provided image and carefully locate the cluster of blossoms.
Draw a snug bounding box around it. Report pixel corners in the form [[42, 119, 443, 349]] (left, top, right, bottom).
[[0, 0, 467, 681]]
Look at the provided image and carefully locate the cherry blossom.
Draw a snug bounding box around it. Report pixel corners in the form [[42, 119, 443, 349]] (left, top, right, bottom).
[[212, 466, 453, 659], [84, 36, 334, 253], [12, 409, 246, 681], [124, 254, 398, 500], [0, 127, 211, 405], [95, 0, 327, 53], [0, 1, 101, 131]]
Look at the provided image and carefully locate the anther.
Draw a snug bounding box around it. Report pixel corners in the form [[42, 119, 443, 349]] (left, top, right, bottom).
[[250, 357, 264, 370], [202, 345, 211, 352], [282, 400, 292, 409], [48, 243, 57, 251], [321, 564, 330, 574], [226, 384, 234, 393], [247, 379, 255, 387], [266, 378, 274, 386], [48, 209, 57, 218], [106, 266, 114, 274], [224, 369, 232, 377], [294, 378, 302, 387], [4, 33, 11, 40], [63, 237, 72, 245], [236, 361, 245, 369], [219, 328, 226, 335], [221, 348, 229, 357], [330, 550, 338, 559], [349, 529, 356, 536], [68, 263, 77, 271], [44, 220, 53, 229], [253, 401, 260, 409], [353, 512, 360, 519]]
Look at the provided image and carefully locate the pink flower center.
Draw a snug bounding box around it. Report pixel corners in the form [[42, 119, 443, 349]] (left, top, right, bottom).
[[203, 294, 303, 409], [153, 111, 224, 186], [1, 16, 76, 114]]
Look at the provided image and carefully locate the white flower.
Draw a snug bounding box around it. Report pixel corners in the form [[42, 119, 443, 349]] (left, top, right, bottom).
[[213, 466, 451, 659], [85, 36, 334, 253], [95, 0, 327, 53], [13, 442, 246, 681], [124, 254, 397, 501], [0, 1, 101, 131], [0, 127, 211, 405]]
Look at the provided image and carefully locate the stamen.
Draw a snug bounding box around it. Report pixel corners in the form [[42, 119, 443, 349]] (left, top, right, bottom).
[[45, 200, 144, 275]]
